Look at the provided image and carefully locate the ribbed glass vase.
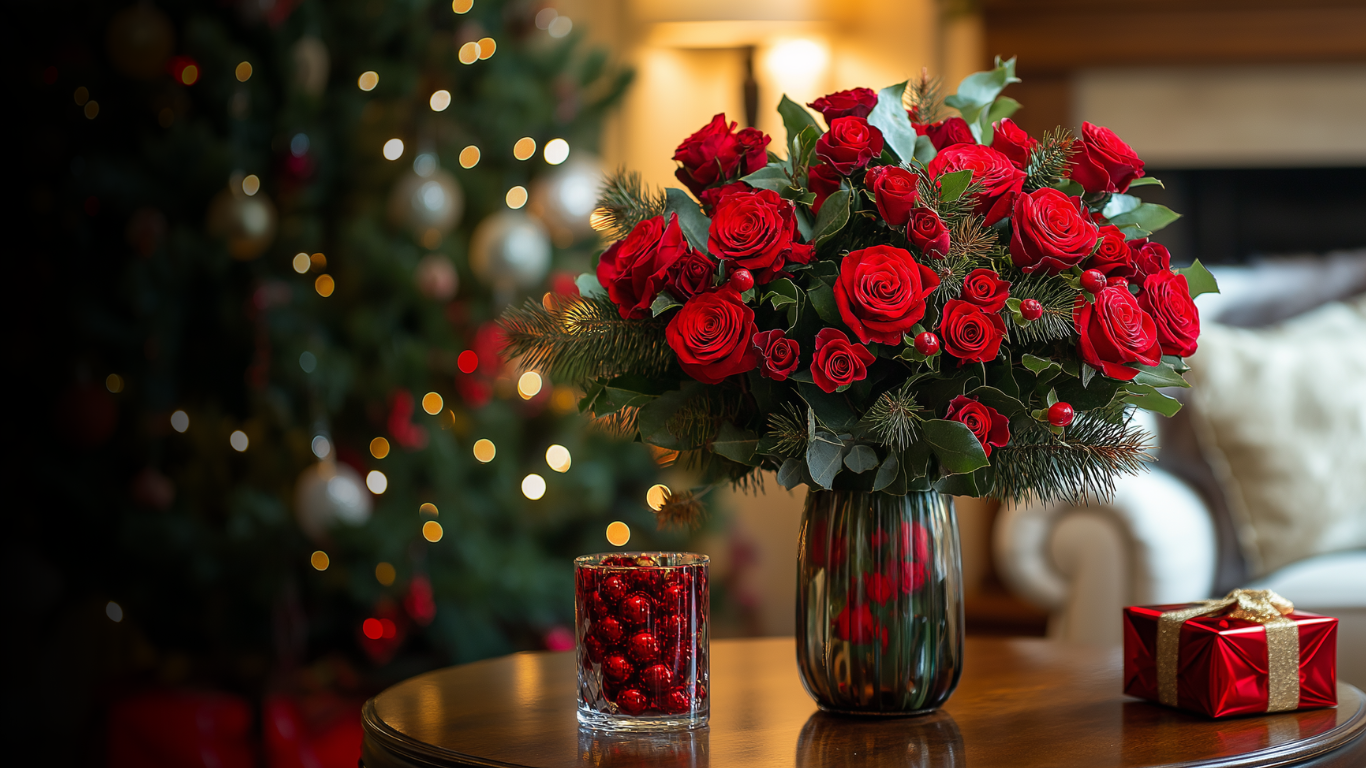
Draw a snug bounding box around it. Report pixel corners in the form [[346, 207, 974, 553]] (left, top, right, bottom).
[[796, 489, 964, 715]]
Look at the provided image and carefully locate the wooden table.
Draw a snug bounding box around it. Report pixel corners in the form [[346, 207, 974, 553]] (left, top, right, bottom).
[[362, 637, 1366, 767]]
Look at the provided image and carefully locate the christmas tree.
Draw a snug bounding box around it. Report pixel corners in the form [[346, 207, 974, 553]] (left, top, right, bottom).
[[20, 0, 683, 732]]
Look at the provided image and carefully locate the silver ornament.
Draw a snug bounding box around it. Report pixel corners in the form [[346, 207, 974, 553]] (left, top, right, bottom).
[[530, 153, 604, 240], [415, 253, 458, 300], [292, 37, 330, 97], [295, 461, 372, 542], [206, 187, 276, 261], [388, 157, 464, 241], [469, 210, 552, 293]]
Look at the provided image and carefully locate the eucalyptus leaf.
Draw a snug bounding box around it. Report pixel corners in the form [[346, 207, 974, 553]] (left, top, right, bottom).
[[1175, 259, 1220, 298], [575, 272, 608, 299], [777, 458, 806, 489], [922, 419, 990, 475], [812, 189, 851, 246], [913, 134, 937, 164], [663, 189, 712, 253], [1053, 179, 1085, 197], [844, 444, 879, 473], [872, 453, 900, 491], [943, 56, 1019, 141], [797, 383, 860, 432], [1106, 202, 1180, 234], [980, 97, 1021, 145], [778, 95, 822, 147], [806, 429, 848, 489], [1127, 177, 1164, 188], [713, 422, 759, 465], [867, 81, 918, 162], [934, 470, 980, 497], [1123, 383, 1183, 417]]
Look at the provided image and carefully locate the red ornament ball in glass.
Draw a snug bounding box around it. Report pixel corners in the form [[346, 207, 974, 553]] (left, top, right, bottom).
[[600, 575, 629, 603], [620, 594, 652, 625], [659, 584, 687, 615], [584, 635, 605, 664], [602, 654, 634, 683], [589, 591, 610, 619], [1080, 269, 1106, 294], [640, 663, 674, 694], [596, 616, 625, 646], [616, 688, 649, 716], [914, 332, 940, 356], [627, 632, 660, 664], [663, 688, 692, 714], [729, 268, 754, 292], [1048, 401, 1075, 427], [1020, 299, 1043, 321]]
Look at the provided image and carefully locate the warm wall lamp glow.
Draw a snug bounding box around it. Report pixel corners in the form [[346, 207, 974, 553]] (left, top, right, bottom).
[[764, 38, 829, 82]]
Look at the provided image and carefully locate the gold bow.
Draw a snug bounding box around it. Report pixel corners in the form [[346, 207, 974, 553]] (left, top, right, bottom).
[[1157, 588, 1299, 712]]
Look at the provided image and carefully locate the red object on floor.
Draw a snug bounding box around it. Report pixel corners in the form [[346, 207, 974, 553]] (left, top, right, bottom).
[[263, 693, 363, 768], [107, 690, 255, 768]]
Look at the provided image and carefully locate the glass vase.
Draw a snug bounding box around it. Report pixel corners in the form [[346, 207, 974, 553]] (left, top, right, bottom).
[[796, 489, 963, 715]]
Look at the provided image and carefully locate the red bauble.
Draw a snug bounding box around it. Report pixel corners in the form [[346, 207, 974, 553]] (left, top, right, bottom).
[[729, 268, 754, 292], [603, 654, 634, 683], [1048, 402, 1075, 427], [584, 635, 605, 664], [655, 613, 686, 645], [914, 332, 940, 356], [663, 688, 692, 714], [627, 632, 660, 664], [589, 591, 610, 619], [1080, 269, 1106, 294], [629, 568, 663, 593], [616, 689, 649, 716], [601, 575, 629, 603], [596, 616, 625, 646], [658, 584, 687, 615], [620, 594, 652, 625], [1020, 298, 1043, 321], [640, 664, 674, 694]]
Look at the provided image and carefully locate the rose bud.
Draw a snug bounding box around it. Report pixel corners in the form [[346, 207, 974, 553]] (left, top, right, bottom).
[[916, 117, 974, 150], [815, 116, 885, 175], [907, 207, 950, 260], [991, 118, 1037, 170], [863, 166, 921, 228], [808, 87, 878, 122]]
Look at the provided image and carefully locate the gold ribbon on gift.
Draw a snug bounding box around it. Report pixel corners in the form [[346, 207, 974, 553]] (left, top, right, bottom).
[[1157, 588, 1299, 712]]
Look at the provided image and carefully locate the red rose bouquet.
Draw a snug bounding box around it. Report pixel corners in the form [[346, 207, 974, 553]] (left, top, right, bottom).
[[502, 58, 1216, 513]]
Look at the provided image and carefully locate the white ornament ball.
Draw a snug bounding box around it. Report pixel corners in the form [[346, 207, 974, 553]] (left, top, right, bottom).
[[295, 461, 373, 542], [530, 153, 604, 240], [292, 37, 330, 97], [388, 163, 464, 240], [415, 253, 458, 300], [207, 188, 277, 261], [469, 210, 552, 292]]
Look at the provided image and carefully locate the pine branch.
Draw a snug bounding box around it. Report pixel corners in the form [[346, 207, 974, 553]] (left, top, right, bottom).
[[586, 406, 639, 438], [860, 381, 924, 451], [905, 68, 944, 126], [988, 406, 1153, 505], [1008, 272, 1076, 344], [930, 253, 975, 313], [655, 488, 708, 530], [1024, 128, 1077, 192], [948, 216, 1000, 264], [917, 172, 983, 225], [591, 168, 665, 241], [498, 294, 672, 382], [766, 403, 808, 457]]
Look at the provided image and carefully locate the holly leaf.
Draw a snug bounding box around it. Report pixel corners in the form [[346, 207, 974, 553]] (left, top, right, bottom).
[[651, 292, 682, 317], [1127, 176, 1164, 188], [1123, 383, 1183, 417], [664, 189, 712, 253], [843, 444, 879, 474], [938, 169, 974, 202], [777, 458, 806, 489], [812, 189, 851, 246], [713, 422, 759, 466], [806, 429, 848, 489], [807, 279, 841, 325], [740, 163, 792, 193], [867, 81, 918, 163], [779, 94, 822, 148], [1175, 259, 1220, 298], [762, 278, 800, 310], [1133, 361, 1190, 389], [1021, 354, 1060, 374], [922, 419, 989, 475], [1105, 202, 1180, 234], [575, 272, 608, 299]]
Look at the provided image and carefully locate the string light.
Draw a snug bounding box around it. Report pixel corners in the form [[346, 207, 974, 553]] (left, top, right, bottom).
[[522, 473, 547, 500], [299, 351, 317, 372], [647, 484, 671, 511], [473, 438, 495, 463], [106, 601, 124, 622], [106, 374, 124, 393], [366, 470, 388, 494], [458, 42, 480, 65], [423, 521, 444, 542], [422, 392, 444, 414], [457, 350, 479, 373], [171, 410, 189, 433], [370, 437, 391, 459], [311, 551, 330, 571], [551, 386, 577, 414], [516, 371, 542, 399], [477, 37, 496, 59], [383, 138, 404, 160], [358, 71, 379, 91], [315, 274, 335, 297], [430, 90, 451, 111], [362, 618, 383, 639], [419, 502, 438, 516], [230, 430, 249, 452], [513, 137, 536, 160], [546, 445, 571, 472], [171, 57, 199, 85], [310, 252, 327, 270], [235, 61, 252, 82], [375, 562, 396, 586], [606, 521, 630, 547], [311, 435, 331, 459], [74, 86, 89, 106], [452, 0, 473, 12], [241, 174, 260, 196], [85, 101, 100, 120], [459, 146, 480, 168], [506, 186, 528, 209], [292, 253, 310, 273], [543, 138, 570, 165]]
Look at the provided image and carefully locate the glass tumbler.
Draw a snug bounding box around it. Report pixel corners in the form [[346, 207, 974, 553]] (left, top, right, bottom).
[[575, 552, 709, 731]]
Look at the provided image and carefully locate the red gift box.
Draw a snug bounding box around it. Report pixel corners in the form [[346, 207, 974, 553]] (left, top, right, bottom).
[[1123, 590, 1337, 718]]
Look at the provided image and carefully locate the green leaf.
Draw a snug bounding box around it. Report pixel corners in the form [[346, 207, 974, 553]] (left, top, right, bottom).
[[1101, 193, 1142, 219], [778, 94, 822, 148], [844, 444, 879, 473], [713, 422, 759, 465], [576, 272, 607, 299], [740, 163, 792, 193], [1163, 355, 1191, 374], [806, 429, 848, 489], [938, 169, 974, 202], [791, 125, 820, 172], [1022, 354, 1060, 374], [1117, 224, 1152, 241], [663, 189, 712, 253], [762, 278, 800, 310], [1053, 178, 1086, 198], [1127, 177, 1164, 188], [967, 386, 1027, 417], [1133, 361, 1191, 389], [1175, 259, 1220, 298], [1054, 376, 1125, 412], [650, 292, 682, 317], [913, 134, 937, 165], [797, 384, 860, 432], [1124, 383, 1183, 417], [867, 81, 917, 162], [979, 96, 1021, 145], [943, 56, 1020, 142], [637, 387, 703, 450], [777, 458, 806, 489], [807, 279, 841, 325], [593, 385, 655, 416], [872, 453, 900, 491], [812, 188, 851, 246], [935, 470, 980, 497], [1106, 202, 1180, 234], [922, 419, 990, 475]]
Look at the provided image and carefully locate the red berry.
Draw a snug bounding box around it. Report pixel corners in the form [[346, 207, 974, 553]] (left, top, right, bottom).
[[602, 654, 634, 683], [596, 616, 624, 646], [620, 594, 652, 625], [1047, 402, 1075, 427], [627, 631, 660, 664], [1107, 276, 1129, 289], [1080, 269, 1106, 294], [584, 635, 605, 664], [663, 688, 693, 714], [640, 664, 674, 694], [616, 688, 649, 716], [658, 584, 687, 615], [600, 575, 628, 603], [1020, 299, 1043, 321], [729, 268, 754, 292], [913, 332, 940, 356]]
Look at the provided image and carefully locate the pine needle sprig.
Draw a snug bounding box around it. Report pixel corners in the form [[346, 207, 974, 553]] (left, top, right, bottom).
[[904, 68, 944, 126], [930, 253, 975, 313], [591, 168, 666, 241], [860, 381, 925, 451], [1024, 128, 1077, 192], [766, 403, 808, 457], [586, 406, 640, 438], [948, 216, 1001, 264], [917, 173, 984, 224], [1008, 272, 1077, 344], [654, 487, 708, 530], [988, 405, 1154, 505], [498, 294, 672, 382]]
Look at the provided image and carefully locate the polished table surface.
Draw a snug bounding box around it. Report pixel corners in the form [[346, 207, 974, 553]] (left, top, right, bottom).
[[362, 637, 1366, 767]]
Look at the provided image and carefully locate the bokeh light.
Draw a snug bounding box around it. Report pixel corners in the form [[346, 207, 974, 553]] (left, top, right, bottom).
[[230, 430, 249, 452], [459, 145, 480, 168], [311, 551, 330, 571], [235, 61, 252, 82], [419, 502, 438, 516], [383, 138, 405, 160], [452, 0, 473, 13], [458, 42, 480, 65], [362, 618, 383, 639], [606, 521, 630, 547], [311, 435, 331, 458], [473, 439, 495, 463], [522, 473, 546, 500], [543, 138, 570, 165], [546, 444, 571, 472], [517, 371, 542, 399], [170, 410, 189, 433], [375, 562, 396, 586], [422, 391, 444, 414], [241, 174, 260, 196], [358, 70, 379, 91], [647, 484, 671, 511], [423, 521, 444, 542], [310, 252, 327, 270], [548, 15, 572, 38], [551, 386, 577, 414], [366, 470, 388, 494], [506, 186, 528, 209], [106, 373, 124, 393], [477, 37, 496, 59], [513, 137, 536, 160], [370, 437, 390, 459], [429, 89, 451, 111], [315, 274, 335, 297], [299, 351, 317, 373], [106, 601, 123, 622], [85, 101, 100, 120], [292, 252, 310, 273]]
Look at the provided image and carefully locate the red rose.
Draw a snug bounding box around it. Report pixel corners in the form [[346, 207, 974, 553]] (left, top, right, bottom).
[[1073, 286, 1162, 381], [945, 394, 1010, 459], [808, 163, 842, 213], [668, 249, 716, 300], [707, 188, 812, 283], [939, 299, 1006, 363], [808, 88, 878, 122], [815, 116, 884, 175], [960, 268, 1011, 313], [915, 116, 974, 150], [1087, 225, 1135, 278], [834, 244, 940, 345], [752, 329, 800, 381], [665, 288, 760, 384], [699, 181, 751, 214], [1069, 121, 1145, 194], [895, 561, 928, 594], [810, 328, 876, 393], [597, 214, 693, 318], [907, 207, 950, 259], [833, 602, 887, 648], [901, 521, 929, 564], [1138, 271, 1200, 357], [672, 114, 770, 197], [733, 127, 770, 176], [863, 166, 921, 228], [1131, 240, 1171, 279], [1009, 188, 1100, 275], [927, 144, 1025, 226], [863, 571, 896, 605], [992, 118, 1036, 170]]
